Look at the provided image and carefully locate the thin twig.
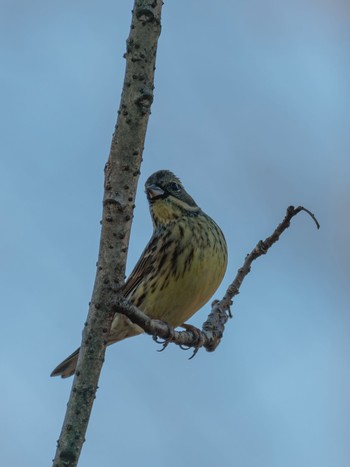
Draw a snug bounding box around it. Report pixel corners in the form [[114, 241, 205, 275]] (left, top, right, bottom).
[[219, 205, 320, 311]]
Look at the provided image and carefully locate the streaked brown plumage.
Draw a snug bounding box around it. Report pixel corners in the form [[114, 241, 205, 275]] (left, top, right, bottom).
[[51, 170, 227, 378]]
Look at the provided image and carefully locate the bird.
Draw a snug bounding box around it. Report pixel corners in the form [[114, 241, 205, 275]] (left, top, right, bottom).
[[51, 169, 228, 378]]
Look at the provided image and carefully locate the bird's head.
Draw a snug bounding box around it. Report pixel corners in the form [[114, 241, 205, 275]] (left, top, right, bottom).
[[145, 170, 199, 226]]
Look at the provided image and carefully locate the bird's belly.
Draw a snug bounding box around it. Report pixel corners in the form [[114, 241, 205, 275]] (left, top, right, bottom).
[[140, 250, 226, 326]]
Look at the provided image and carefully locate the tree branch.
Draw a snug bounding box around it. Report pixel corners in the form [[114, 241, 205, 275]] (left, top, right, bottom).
[[113, 205, 320, 355], [53, 2, 163, 466]]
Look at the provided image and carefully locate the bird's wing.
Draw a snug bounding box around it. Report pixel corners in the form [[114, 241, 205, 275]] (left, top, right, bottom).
[[121, 231, 160, 298]]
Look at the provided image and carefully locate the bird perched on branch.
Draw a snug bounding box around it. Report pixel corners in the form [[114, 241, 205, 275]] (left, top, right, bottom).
[[51, 170, 228, 378]]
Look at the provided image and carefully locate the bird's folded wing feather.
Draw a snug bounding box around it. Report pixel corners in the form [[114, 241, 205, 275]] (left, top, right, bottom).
[[121, 232, 159, 298]]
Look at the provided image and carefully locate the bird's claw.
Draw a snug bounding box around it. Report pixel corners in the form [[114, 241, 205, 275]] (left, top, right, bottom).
[[180, 323, 205, 359], [153, 321, 175, 352]]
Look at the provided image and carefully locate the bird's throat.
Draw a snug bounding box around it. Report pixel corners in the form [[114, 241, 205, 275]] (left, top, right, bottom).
[[150, 198, 199, 226]]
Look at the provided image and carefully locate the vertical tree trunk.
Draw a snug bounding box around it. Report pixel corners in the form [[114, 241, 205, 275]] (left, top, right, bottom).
[[53, 2, 163, 465]]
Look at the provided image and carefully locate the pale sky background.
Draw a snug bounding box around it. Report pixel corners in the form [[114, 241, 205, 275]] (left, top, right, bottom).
[[1, 1, 350, 466]]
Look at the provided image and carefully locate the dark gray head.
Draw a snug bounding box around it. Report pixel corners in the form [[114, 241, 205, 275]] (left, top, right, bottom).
[[145, 170, 198, 207], [145, 170, 199, 225]]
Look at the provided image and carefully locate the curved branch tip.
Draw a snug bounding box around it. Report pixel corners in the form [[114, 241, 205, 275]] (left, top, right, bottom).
[[294, 206, 320, 229]]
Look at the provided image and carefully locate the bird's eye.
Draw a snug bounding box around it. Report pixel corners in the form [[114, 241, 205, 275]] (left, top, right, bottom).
[[168, 182, 181, 193]]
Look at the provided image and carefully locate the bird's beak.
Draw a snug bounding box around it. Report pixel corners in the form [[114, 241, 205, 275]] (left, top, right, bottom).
[[146, 184, 165, 200]]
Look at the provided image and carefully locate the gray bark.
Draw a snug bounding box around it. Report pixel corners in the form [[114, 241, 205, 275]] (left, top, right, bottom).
[[52, 2, 163, 465]]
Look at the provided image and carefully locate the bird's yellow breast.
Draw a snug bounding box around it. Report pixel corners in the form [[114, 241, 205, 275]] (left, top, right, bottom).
[[129, 213, 227, 326]]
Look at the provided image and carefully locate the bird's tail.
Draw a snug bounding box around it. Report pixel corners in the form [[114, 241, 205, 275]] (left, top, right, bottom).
[[51, 315, 144, 378], [50, 347, 80, 378]]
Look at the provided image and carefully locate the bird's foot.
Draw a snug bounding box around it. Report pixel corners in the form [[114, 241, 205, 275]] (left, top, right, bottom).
[[180, 323, 205, 359], [152, 320, 175, 352]]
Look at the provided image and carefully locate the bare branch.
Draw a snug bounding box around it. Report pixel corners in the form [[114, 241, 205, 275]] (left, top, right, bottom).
[[115, 205, 319, 354], [218, 205, 320, 312], [53, 2, 164, 466]]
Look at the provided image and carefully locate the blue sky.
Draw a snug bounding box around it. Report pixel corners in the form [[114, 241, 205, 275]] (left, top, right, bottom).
[[1, 1, 349, 466]]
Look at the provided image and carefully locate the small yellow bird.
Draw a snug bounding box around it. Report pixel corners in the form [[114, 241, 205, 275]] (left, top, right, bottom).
[[51, 170, 228, 378]]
